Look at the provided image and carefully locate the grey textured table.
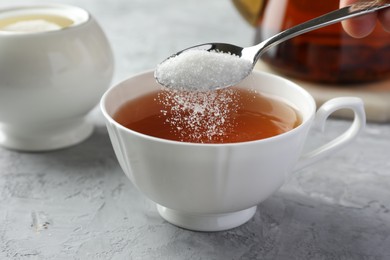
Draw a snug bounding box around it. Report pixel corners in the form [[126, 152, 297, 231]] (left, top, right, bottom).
[[1, 1, 390, 259]]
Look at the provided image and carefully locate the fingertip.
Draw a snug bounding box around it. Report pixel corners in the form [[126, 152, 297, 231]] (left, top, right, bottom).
[[378, 8, 390, 32], [341, 14, 377, 38]]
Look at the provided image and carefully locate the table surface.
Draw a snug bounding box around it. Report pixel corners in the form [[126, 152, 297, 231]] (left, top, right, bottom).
[[1, 1, 390, 259]]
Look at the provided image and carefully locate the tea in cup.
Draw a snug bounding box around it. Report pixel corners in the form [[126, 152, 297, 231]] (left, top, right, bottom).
[[101, 70, 365, 231], [113, 86, 303, 143], [0, 4, 114, 151]]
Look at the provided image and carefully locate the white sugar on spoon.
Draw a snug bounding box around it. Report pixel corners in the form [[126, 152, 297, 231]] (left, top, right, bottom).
[[154, 50, 252, 91]]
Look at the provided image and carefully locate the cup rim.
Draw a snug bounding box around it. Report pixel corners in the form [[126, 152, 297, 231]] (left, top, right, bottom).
[[0, 3, 91, 36], [100, 70, 316, 147]]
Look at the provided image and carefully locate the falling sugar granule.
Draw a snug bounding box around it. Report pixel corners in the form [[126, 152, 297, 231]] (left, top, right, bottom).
[[157, 88, 240, 143], [155, 49, 253, 91]]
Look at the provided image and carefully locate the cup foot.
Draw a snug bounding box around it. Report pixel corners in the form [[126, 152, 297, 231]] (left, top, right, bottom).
[[156, 204, 257, 231], [0, 118, 93, 151]]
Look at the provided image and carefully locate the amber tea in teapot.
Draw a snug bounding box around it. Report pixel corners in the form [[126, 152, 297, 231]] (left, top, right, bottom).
[[233, 0, 390, 84]]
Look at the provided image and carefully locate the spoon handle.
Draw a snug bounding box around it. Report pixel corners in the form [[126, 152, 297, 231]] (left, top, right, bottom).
[[247, 0, 390, 62]]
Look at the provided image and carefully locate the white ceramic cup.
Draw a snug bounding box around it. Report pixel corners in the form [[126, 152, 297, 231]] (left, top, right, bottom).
[[101, 70, 365, 231], [0, 4, 114, 151]]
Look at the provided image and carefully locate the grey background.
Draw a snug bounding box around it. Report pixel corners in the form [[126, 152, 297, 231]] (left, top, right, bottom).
[[1, 0, 389, 259]]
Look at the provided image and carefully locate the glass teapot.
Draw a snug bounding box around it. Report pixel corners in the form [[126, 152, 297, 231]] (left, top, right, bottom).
[[233, 0, 390, 84]]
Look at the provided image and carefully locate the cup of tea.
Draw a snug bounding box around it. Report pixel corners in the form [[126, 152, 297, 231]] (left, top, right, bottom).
[[100, 70, 365, 231], [0, 3, 114, 151]]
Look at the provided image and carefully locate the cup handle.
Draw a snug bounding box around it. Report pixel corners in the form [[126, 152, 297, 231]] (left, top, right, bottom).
[[294, 97, 366, 171]]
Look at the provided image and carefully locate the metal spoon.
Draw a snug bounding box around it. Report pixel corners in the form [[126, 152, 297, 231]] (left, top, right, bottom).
[[155, 0, 390, 90]]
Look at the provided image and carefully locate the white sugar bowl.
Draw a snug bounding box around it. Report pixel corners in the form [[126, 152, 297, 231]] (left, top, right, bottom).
[[0, 3, 114, 151]]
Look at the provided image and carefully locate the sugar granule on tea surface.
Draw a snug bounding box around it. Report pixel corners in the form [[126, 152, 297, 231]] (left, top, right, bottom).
[[157, 88, 240, 143]]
